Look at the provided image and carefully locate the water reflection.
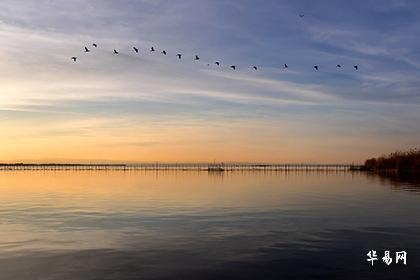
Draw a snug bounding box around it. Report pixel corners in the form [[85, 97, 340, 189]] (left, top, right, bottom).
[[0, 171, 419, 279], [365, 172, 420, 194]]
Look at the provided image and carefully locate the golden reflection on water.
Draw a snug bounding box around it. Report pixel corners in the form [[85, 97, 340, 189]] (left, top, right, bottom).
[[0, 171, 368, 210], [1, 171, 420, 280], [0, 170, 403, 255]]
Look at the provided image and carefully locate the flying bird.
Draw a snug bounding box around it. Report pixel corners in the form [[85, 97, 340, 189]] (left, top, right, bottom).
[[84, 47, 90, 52], [230, 65, 236, 70], [177, 54, 182, 59], [162, 50, 167, 55], [354, 65, 359, 70], [314, 65, 319, 70], [92, 43, 97, 48], [195, 55, 200, 60], [113, 49, 119, 54], [71, 57, 77, 62], [284, 63, 288, 69], [299, 14, 305, 18], [215, 61, 220, 66], [253, 66, 258, 70], [336, 64, 342, 68], [150, 47, 155, 52], [133, 47, 139, 53]]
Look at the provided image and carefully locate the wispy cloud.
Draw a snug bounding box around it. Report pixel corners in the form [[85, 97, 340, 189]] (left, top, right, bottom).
[[0, 0, 419, 162]]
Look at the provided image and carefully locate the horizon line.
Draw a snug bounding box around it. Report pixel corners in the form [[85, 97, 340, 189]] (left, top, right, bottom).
[[0, 161, 361, 166]]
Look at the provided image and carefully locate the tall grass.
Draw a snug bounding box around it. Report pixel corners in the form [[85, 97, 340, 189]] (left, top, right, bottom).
[[364, 149, 420, 173]]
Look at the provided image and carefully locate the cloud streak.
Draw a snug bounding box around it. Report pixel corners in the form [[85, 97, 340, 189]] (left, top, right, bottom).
[[0, 0, 419, 162]]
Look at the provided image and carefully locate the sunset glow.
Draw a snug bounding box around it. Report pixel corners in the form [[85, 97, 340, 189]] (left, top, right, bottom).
[[1, 1, 419, 163]]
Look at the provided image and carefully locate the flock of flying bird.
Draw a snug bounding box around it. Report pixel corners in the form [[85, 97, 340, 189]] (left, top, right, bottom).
[[70, 14, 360, 72], [71, 44, 360, 72]]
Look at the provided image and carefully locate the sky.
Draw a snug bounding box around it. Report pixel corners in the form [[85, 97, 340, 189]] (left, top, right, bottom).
[[0, 0, 419, 163]]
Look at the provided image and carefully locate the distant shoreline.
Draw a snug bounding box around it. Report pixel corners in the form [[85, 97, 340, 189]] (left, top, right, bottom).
[[0, 163, 359, 171], [361, 149, 420, 174]]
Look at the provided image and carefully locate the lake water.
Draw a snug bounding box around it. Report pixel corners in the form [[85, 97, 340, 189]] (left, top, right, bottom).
[[0, 171, 419, 279]]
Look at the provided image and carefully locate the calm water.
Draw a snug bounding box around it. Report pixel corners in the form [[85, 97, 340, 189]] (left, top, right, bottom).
[[0, 171, 419, 279]]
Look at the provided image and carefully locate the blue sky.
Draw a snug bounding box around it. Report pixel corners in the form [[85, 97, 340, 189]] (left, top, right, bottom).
[[0, 0, 419, 163]]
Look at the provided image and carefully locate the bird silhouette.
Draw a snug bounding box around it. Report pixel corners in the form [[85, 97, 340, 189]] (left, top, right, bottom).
[[299, 14, 305, 18], [72, 43, 358, 76]]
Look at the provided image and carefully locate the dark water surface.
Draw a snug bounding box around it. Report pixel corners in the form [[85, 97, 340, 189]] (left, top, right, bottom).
[[0, 171, 419, 279]]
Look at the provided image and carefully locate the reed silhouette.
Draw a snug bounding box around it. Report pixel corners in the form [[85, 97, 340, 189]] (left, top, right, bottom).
[[363, 148, 420, 174]]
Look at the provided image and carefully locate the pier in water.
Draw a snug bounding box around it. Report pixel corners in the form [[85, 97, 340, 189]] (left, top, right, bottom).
[[0, 162, 359, 171]]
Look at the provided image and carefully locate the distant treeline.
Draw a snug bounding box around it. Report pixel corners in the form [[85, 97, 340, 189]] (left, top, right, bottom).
[[363, 149, 420, 173]]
